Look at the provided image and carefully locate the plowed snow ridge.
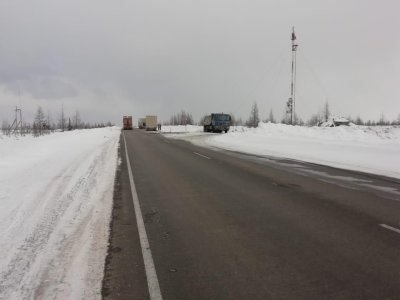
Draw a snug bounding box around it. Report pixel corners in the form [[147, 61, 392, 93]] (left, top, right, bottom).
[[0, 127, 120, 299]]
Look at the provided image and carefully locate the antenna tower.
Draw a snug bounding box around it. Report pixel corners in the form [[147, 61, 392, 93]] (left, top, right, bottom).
[[286, 27, 298, 124]]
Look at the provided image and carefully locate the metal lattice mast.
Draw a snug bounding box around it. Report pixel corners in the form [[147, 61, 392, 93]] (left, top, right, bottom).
[[287, 27, 298, 125], [9, 106, 22, 135]]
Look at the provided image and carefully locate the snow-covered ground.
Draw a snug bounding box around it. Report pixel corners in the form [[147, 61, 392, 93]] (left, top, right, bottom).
[[163, 123, 400, 179], [160, 124, 203, 134], [0, 127, 120, 299]]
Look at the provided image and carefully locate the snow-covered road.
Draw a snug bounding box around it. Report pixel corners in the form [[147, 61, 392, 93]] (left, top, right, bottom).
[[0, 127, 120, 299]]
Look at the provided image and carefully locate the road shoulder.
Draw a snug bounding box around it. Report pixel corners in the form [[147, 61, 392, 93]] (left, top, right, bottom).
[[102, 133, 149, 300]]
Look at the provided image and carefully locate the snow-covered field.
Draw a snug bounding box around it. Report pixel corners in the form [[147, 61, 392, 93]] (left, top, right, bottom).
[[0, 127, 120, 299], [163, 123, 400, 179]]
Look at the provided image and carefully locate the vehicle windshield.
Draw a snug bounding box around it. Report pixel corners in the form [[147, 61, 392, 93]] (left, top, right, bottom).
[[215, 115, 230, 121]]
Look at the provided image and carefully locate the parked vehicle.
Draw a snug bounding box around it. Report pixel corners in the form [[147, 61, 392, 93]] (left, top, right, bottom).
[[145, 115, 158, 131], [138, 118, 146, 129], [320, 116, 350, 127], [123, 116, 133, 130], [203, 113, 231, 133]]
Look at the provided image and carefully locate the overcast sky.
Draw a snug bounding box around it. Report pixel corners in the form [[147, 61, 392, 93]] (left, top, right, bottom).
[[0, 0, 399, 125]]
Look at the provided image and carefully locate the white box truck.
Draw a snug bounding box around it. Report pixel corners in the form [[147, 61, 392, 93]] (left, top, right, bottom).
[[145, 115, 157, 131]]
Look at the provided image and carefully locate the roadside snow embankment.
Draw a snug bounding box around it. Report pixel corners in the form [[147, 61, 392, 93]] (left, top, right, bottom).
[[0, 127, 120, 299], [160, 124, 203, 134], [206, 123, 400, 179]]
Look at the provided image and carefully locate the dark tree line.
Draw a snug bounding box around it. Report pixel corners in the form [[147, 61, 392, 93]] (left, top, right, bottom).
[[167, 110, 194, 125], [1, 105, 114, 137], [165, 101, 400, 128], [305, 101, 400, 127]]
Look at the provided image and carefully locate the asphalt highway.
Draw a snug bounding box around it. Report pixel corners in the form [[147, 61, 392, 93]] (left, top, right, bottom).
[[103, 129, 400, 300]]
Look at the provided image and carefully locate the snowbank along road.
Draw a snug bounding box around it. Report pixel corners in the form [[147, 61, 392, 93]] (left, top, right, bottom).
[[163, 123, 400, 179], [0, 127, 120, 299]]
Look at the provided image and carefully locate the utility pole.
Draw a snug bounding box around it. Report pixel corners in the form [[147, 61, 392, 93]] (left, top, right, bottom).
[[286, 27, 298, 125], [9, 106, 23, 135], [19, 106, 22, 134], [61, 103, 65, 132]]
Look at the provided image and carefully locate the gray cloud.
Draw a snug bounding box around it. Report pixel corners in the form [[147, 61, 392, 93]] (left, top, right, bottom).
[[0, 0, 399, 124], [4, 77, 78, 100]]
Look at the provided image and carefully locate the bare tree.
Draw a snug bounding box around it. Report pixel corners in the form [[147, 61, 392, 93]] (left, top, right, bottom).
[[355, 116, 364, 125], [1, 120, 10, 135], [322, 101, 330, 122], [282, 107, 302, 125], [58, 103, 66, 131], [169, 110, 194, 125], [307, 113, 323, 126], [73, 110, 81, 129], [377, 113, 387, 126], [267, 109, 275, 123], [246, 101, 260, 127], [23, 122, 31, 135], [34, 106, 46, 136], [47, 110, 51, 131], [294, 113, 304, 126], [198, 114, 208, 126]]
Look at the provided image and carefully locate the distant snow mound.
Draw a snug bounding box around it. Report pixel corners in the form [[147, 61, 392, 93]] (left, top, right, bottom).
[[160, 125, 203, 133], [248, 122, 400, 143]]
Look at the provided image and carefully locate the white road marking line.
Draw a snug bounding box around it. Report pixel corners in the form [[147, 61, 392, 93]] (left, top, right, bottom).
[[193, 152, 211, 159], [123, 133, 163, 300], [379, 224, 400, 234]]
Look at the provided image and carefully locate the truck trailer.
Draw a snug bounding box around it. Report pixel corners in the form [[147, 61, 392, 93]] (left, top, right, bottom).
[[123, 116, 133, 130], [203, 113, 231, 133], [145, 115, 158, 131]]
